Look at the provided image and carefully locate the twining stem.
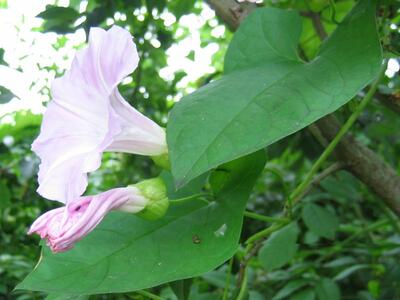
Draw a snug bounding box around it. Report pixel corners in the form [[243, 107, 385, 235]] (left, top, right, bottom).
[[316, 219, 389, 264], [244, 211, 289, 223], [236, 221, 290, 291], [222, 257, 234, 300], [236, 267, 248, 300], [265, 167, 290, 199], [289, 60, 387, 207], [265, 166, 293, 217], [339, 219, 389, 246], [291, 161, 344, 204], [245, 222, 288, 245]]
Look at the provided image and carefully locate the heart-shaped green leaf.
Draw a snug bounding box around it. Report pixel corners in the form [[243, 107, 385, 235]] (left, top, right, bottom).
[[17, 151, 266, 295], [167, 1, 382, 186]]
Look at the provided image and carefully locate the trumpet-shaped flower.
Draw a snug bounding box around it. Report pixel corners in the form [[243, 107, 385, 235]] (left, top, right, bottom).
[[29, 187, 147, 252], [32, 25, 167, 203]]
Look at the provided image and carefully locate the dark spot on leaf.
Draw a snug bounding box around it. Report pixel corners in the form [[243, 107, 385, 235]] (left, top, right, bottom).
[[192, 235, 201, 244]]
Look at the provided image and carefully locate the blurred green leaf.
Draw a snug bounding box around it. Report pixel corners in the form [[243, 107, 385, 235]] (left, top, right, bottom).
[[334, 264, 373, 281], [315, 278, 340, 300], [272, 279, 312, 300], [170, 278, 192, 300], [320, 171, 360, 203], [37, 5, 80, 34], [84, 6, 108, 30], [290, 289, 316, 300], [146, 0, 167, 12], [201, 266, 236, 289], [302, 203, 339, 239], [168, 0, 196, 18], [37, 6, 79, 21], [0, 111, 41, 142], [0, 0, 7, 9], [0, 181, 11, 211], [259, 222, 299, 271], [0, 86, 14, 104]]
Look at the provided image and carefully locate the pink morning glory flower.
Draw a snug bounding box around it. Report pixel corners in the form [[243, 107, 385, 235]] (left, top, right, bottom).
[[32, 25, 167, 203], [28, 186, 147, 252]]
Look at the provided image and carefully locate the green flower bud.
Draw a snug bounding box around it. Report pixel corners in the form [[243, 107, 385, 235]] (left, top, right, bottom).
[[130, 177, 169, 220], [151, 152, 170, 170]]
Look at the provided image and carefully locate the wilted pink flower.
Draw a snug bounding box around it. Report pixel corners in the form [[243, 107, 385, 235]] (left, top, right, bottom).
[[28, 187, 147, 252], [32, 25, 167, 203]]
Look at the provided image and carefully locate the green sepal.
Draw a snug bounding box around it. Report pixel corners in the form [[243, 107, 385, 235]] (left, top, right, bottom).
[[131, 177, 169, 220]]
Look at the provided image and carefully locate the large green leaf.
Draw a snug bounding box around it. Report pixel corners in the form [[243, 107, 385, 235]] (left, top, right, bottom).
[[17, 151, 266, 295], [167, 1, 382, 186]]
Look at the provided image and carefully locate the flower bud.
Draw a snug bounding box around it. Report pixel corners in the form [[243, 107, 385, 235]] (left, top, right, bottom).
[[131, 177, 169, 220], [29, 187, 146, 253]]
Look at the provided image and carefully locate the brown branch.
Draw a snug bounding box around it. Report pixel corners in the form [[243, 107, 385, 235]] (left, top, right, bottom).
[[205, 0, 400, 216], [316, 116, 400, 215], [302, 11, 328, 39], [205, 0, 257, 31]]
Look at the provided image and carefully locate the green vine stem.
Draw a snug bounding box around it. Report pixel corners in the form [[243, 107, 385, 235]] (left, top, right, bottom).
[[245, 221, 289, 245], [222, 257, 234, 300], [235, 267, 248, 300], [264, 166, 290, 199], [316, 219, 389, 264], [244, 211, 289, 223], [289, 59, 388, 207]]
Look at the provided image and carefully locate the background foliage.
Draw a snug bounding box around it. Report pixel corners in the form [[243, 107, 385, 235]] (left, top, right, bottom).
[[0, 0, 399, 299]]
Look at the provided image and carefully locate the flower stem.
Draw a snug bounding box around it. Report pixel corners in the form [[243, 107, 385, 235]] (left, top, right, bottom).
[[289, 60, 387, 206]]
